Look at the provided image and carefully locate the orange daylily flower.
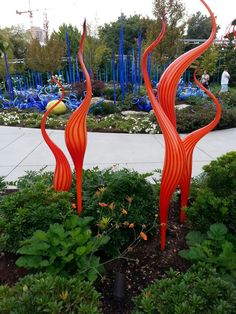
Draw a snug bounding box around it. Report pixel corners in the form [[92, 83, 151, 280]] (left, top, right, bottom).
[[95, 191, 101, 197], [126, 196, 133, 204], [129, 223, 135, 228], [140, 231, 147, 241]]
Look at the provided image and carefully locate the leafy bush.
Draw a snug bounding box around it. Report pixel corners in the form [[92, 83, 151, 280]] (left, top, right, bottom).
[[90, 101, 116, 116], [0, 177, 6, 192], [186, 152, 236, 233], [0, 182, 73, 252], [176, 101, 236, 133], [16, 215, 109, 282], [81, 168, 157, 256], [179, 224, 236, 283], [103, 86, 122, 101], [11, 168, 53, 189], [72, 80, 105, 98], [133, 263, 236, 314], [0, 273, 101, 313]]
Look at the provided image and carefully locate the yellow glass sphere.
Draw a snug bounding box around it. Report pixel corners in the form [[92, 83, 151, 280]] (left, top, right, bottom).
[[46, 100, 67, 115]]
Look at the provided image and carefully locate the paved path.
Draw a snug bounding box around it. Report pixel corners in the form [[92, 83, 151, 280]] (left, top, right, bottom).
[[0, 126, 235, 182]]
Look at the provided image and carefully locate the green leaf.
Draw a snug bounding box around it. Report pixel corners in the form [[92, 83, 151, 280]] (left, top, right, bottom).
[[17, 242, 50, 255], [49, 223, 65, 237], [179, 247, 207, 261], [76, 246, 87, 256], [87, 269, 98, 282], [16, 255, 42, 268], [186, 231, 206, 246], [207, 223, 227, 241], [33, 230, 47, 241], [65, 215, 80, 229]]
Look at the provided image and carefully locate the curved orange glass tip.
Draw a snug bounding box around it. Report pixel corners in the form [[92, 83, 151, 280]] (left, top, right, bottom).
[[83, 19, 86, 31]]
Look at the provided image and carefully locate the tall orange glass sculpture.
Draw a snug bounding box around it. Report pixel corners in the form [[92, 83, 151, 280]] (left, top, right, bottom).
[[157, 0, 219, 222], [179, 68, 221, 222], [40, 77, 72, 191], [142, 19, 186, 250], [65, 20, 92, 215], [142, 0, 221, 250]]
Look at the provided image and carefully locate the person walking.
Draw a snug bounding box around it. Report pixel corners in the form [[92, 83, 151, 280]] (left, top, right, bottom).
[[200, 70, 210, 89], [220, 67, 230, 93]]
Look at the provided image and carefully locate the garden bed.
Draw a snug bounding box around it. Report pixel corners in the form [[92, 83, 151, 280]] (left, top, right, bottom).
[[0, 152, 236, 313], [0, 203, 191, 313]]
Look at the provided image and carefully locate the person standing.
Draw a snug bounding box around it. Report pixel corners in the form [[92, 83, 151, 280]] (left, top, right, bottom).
[[220, 67, 230, 93], [200, 70, 210, 89]]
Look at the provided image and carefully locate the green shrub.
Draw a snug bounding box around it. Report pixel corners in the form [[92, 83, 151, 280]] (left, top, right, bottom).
[[16, 215, 109, 282], [203, 151, 236, 196], [12, 168, 53, 189], [179, 224, 236, 283], [186, 152, 236, 233], [0, 177, 6, 192], [81, 168, 157, 256], [90, 101, 116, 116], [0, 182, 73, 252], [103, 86, 122, 100], [0, 273, 101, 313], [133, 263, 236, 314]]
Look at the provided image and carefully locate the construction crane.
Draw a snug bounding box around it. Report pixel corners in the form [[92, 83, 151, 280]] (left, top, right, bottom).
[[16, 0, 48, 28]]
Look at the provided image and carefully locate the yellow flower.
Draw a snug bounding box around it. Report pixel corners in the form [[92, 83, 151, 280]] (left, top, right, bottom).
[[98, 217, 112, 230], [60, 291, 68, 301], [109, 202, 115, 211], [123, 221, 129, 227], [99, 187, 107, 193], [121, 208, 128, 215], [140, 231, 147, 241], [22, 285, 28, 292]]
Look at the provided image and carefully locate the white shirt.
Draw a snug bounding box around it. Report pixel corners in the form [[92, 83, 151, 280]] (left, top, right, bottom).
[[221, 71, 230, 84]]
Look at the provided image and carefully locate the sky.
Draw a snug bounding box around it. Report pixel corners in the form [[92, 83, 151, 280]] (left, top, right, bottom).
[[0, 0, 235, 37]]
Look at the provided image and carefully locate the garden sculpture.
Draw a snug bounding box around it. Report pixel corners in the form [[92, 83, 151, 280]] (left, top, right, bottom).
[[142, 0, 221, 250], [40, 77, 72, 192], [65, 20, 92, 215]]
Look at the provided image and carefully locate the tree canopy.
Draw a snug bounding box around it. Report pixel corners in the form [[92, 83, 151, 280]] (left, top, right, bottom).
[[186, 11, 219, 39], [145, 0, 186, 62], [98, 14, 150, 54]]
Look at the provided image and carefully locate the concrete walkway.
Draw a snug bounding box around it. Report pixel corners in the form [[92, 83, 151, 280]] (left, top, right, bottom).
[[0, 125, 235, 182]]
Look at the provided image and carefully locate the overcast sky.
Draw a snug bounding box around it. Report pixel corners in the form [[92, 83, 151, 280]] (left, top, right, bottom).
[[0, 0, 235, 37]]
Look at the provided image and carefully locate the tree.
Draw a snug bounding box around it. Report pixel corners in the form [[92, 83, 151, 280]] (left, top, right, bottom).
[[25, 37, 65, 73], [219, 41, 236, 85], [0, 29, 15, 80], [51, 24, 81, 57], [145, 0, 186, 63], [98, 14, 150, 54], [186, 11, 219, 39], [192, 45, 219, 81]]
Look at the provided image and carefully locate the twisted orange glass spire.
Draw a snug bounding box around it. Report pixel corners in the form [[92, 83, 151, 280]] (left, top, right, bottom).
[[65, 20, 92, 215], [40, 77, 72, 191], [156, 0, 219, 222], [158, 0, 217, 128], [179, 68, 221, 222], [142, 19, 186, 250], [142, 0, 220, 249]]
